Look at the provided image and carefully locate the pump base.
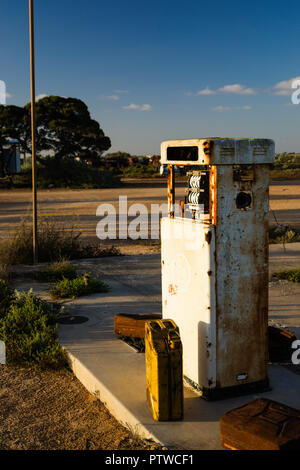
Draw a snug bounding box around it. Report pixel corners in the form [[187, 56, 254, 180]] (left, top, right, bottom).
[[185, 377, 270, 401]]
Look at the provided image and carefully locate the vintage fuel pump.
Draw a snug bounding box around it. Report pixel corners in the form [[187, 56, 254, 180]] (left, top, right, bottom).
[[160, 138, 275, 399]]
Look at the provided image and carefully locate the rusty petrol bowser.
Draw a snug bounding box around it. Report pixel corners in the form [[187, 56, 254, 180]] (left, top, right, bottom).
[[160, 138, 275, 399]]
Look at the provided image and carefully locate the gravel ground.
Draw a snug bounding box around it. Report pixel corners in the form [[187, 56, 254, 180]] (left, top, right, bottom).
[[0, 365, 162, 450]]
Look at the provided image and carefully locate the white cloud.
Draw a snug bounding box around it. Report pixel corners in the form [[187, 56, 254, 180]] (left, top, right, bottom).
[[36, 93, 48, 101], [5, 92, 12, 99], [212, 105, 252, 112], [218, 84, 256, 95], [186, 83, 256, 96], [106, 95, 119, 101], [196, 87, 216, 95], [123, 103, 152, 111], [140, 104, 152, 111], [123, 103, 140, 110], [273, 76, 300, 96]]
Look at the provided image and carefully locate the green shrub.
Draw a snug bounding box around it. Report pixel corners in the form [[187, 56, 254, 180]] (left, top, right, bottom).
[[34, 260, 77, 282], [80, 244, 121, 258], [0, 290, 67, 369], [51, 273, 109, 299], [119, 163, 160, 178], [0, 279, 12, 317], [272, 269, 300, 283], [269, 226, 300, 244], [271, 169, 300, 180], [271, 153, 300, 180]]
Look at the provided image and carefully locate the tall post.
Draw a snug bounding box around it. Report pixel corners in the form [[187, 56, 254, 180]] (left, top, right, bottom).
[[29, 0, 38, 263]]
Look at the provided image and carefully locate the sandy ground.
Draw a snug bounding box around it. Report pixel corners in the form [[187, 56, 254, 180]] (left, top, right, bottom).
[[0, 365, 162, 450], [1, 178, 299, 254]]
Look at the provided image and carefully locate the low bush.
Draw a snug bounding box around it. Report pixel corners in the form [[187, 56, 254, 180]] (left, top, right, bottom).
[[271, 153, 300, 180], [80, 244, 121, 258], [34, 260, 77, 282], [119, 163, 160, 178], [0, 289, 67, 369], [0, 278, 12, 317], [271, 169, 300, 180], [269, 226, 300, 244], [272, 269, 300, 283], [51, 273, 109, 299]]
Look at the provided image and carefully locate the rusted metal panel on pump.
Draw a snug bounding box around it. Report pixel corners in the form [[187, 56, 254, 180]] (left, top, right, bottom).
[[209, 165, 217, 225], [167, 164, 175, 218], [160, 138, 275, 166], [215, 164, 270, 388]]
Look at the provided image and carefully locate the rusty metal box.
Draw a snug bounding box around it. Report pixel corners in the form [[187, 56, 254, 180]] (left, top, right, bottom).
[[114, 313, 161, 338], [220, 398, 300, 450]]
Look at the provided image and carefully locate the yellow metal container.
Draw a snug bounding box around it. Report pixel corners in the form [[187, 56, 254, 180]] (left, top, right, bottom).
[[145, 319, 183, 421]]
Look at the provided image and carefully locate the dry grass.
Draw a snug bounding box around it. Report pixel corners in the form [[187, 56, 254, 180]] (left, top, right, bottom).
[[0, 217, 120, 266]]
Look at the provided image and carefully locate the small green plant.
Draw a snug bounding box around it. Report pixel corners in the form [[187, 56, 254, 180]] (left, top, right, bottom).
[[0, 278, 12, 318], [51, 273, 109, 299], [34, 260, 77, 282], [119, 163, 160, 179], [0, 290, 67, 369], [272, 269, 300, 283]]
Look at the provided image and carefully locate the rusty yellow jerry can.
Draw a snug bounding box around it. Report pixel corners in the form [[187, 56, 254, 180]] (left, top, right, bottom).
[[145, 319, 183, 421]]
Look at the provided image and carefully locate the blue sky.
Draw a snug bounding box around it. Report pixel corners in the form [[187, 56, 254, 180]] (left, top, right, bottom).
[[1, 0, 300, 154]]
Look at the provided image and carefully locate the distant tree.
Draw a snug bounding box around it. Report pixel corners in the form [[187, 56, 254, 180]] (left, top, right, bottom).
[[104, 151, 131, 167], [0, 96, 111, 167]]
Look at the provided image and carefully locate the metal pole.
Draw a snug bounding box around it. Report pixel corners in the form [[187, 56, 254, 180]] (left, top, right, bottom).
[[29, 0, 38, 263]]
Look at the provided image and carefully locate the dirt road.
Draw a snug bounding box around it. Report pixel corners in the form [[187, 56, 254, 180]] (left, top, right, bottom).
[[0, 179, 299, 253]]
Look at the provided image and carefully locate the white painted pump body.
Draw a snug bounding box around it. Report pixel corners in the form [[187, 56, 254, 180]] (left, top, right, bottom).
[[161, 218, 217, 389]]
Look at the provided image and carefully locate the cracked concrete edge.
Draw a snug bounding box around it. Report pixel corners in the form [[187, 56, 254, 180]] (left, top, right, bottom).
[[64, 348, 168, 449]]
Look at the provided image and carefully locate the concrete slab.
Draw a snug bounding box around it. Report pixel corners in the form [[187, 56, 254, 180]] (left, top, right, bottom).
[[58, 253, 300, 450]]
